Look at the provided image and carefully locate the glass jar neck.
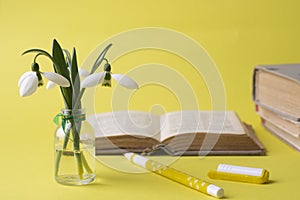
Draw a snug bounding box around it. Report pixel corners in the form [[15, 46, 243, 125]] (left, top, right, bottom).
[[60, 108, 86, 122], [61, 108, 85, 115]]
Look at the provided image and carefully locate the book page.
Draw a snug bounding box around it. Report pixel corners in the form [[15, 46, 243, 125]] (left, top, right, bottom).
[[160, 110, 245, 141], [88, 111, 161, 141]]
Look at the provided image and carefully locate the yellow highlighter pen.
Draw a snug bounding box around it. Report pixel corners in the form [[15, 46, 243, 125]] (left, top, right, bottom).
[[208, 164, 269, 184], [124, 152, 224, 198]]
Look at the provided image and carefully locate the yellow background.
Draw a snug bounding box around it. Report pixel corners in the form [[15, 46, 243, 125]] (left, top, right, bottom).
[[1, 0, 300, 199]]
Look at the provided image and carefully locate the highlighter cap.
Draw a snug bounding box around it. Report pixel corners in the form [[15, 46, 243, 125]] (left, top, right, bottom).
[[208, 164, 269, 184], [207, 184, 224, 198], [217, 164, 263, 177]]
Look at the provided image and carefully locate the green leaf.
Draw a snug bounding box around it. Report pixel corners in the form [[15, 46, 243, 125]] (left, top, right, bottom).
[[52, 39, 72, 109], [52, 39, 69, 78], [63, 49, 72, 67], [70, 48, 81, 109], [90, 43, 112, 74]]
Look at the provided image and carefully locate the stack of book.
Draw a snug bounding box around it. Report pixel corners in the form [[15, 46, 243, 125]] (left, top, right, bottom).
[[253, 64, 300, 152]]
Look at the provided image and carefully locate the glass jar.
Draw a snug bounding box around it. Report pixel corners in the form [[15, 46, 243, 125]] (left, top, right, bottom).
[[54, 108, 96, 185]]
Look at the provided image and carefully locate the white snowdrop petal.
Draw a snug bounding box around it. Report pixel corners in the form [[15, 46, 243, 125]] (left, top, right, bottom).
[[18, 71, 35, 87], [78, 68, 90, 77], [112, 74, 138, 89], [19, 73, 38, 97], [56, 127, 65, 139], [46, 81, 56, 90], [42, 72, 70, 87], [81, 72, 105, 88]]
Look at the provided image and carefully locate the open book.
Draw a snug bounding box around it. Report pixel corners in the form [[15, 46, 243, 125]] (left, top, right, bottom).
[[88, 110, 265, 156]]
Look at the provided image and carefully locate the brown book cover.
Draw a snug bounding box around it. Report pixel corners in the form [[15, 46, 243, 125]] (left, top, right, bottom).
[[88, 110, 266, 156], [253, 64, 300, 121]]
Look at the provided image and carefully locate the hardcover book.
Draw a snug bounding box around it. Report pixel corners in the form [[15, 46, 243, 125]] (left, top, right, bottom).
[[253, 64, 300, 121], [262, 119, 300, 152], [256, 105, 300, 138], [88, 110, 265, 156]]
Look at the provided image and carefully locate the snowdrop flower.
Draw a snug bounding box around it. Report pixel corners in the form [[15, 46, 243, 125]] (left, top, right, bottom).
[[46, 68, 89, 90], [18, 62, 70, 97], [78, 68, 90, 78], [81, 62, 138, 89], [18, 71, 39, 97], [46, 80, 57, 90]]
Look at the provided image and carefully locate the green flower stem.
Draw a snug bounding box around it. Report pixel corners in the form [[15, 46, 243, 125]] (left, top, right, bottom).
[[71, 121, 84, 179], [73, 43, 112, 110], [71, 120, 94, 179], [74, 152, 84, 179], [81, 152, 93, 174], [54, 115, 93, 179], [73, 88, 85, 111]]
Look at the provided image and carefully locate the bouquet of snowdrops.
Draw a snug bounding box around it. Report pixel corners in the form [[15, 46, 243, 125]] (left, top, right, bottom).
[[18, 39, 138, 184]]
